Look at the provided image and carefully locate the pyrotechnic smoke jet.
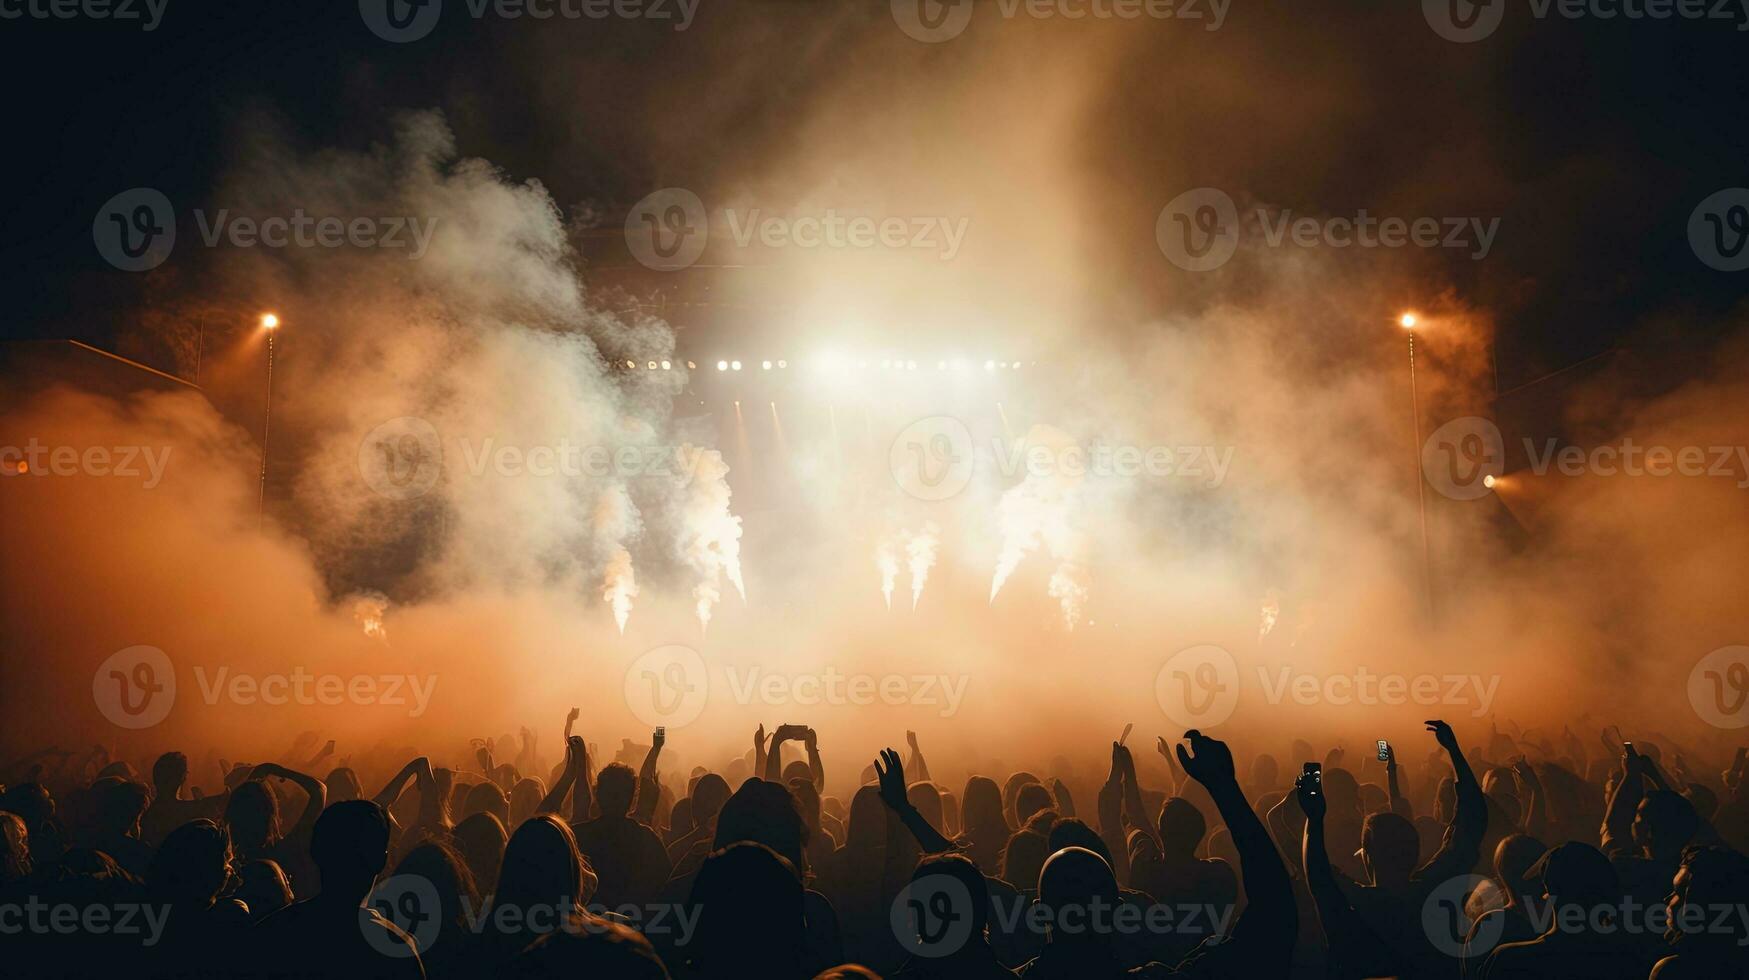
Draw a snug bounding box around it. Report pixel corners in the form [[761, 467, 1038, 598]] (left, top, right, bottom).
[[1048, 561, 1089, 630], [875, 540, 899, 609], [1259, 589, 1281, 641], [595, 485, 642, 634], [677, 446, 746, 631], [350, 592, 390, 644], [906, 522, 940, 610]]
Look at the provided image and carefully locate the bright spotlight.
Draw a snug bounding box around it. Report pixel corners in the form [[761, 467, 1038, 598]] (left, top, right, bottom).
[[1399, 313, 1418, 329], [647, 360, 658, 370], [731, 360, 743, 371], [260, 313, 280, 330], [762, 360, 772, 370], [626, 360, 636, 369], [1483, 474, 1497, 489], [777, 359, 787, 369], [686, 360, 696, 370], [716, 360, 728, 372], [661, 360, 672, 370]]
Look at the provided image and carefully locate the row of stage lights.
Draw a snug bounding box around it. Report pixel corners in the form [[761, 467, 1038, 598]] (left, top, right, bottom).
[[620, 358, 1027, 372]]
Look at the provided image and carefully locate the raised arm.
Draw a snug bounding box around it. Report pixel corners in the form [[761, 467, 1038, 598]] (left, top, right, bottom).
[[635, 728, 664, 825], [1602, 743, 1646, 854], [252, 762, 327, 841], [875, 747, 954, 854], [804, 727, 825, 791], [1170, 730, 1296, 976], [905, 730, 932, 782], [1414, 720, 1488, 883]]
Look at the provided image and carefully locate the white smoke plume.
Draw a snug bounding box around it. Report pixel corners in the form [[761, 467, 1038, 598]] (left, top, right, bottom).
[[350, 591, 391, 643], [1048, 561, 1089, 630], [594, 485, 642, 633], [875, 538, 899, 609], [676, 446, 746, 631], [906, 522, 940, 611], [988, 426, 1086, 611]]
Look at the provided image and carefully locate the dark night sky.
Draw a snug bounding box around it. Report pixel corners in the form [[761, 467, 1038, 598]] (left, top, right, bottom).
[[4, 1, 1748, 392]]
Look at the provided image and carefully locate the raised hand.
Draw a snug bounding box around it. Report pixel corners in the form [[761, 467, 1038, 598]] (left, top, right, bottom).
[[651, 727, 665, 750], [906, 730, 920, 750], [565, 735, 587, 775], [754, 724, 767, 759], [1295, 771, 1326, 822], [1175, 729, 1236, 787], [1425, 720, 1460, 753], [874, 748, 910, 813]]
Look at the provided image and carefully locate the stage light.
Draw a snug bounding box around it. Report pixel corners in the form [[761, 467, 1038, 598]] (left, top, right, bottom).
[[686, 360, 696, 370], [1013, 361, 1021, 370], [731, 360, 743, 371], [661, 360, 672, 370], [648, 360, 658, 370], [761, 360, 772, 370], [1483, 474, 1497, 489], [260, 313, 279, 330], [777, 360, 787, 368], [717, 360, 728, 371], [1399, 313, 1418, 329], [626, 360, 636, 369]]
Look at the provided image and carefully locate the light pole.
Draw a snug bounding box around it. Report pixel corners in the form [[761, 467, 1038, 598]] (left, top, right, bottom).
[[1400, 312, 1434, 624], [258, 313, 279, 526]]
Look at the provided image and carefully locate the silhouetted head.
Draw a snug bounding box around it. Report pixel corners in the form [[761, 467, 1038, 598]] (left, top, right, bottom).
[[596, 763, 637, 817], [1157, 797, 1207, 858], [453, 809, 508, 896], [499, 813, 589, 914], [1526, 842, 1619, 911], [845, 784, 888, 851], [1322, 768, 1360, 815], [309, 800, 391, 902], [1002, 831, 1050, 892], [670, 796, 695, 837], [1037, 847, 1119, 944], [1634, 790, 1702, 859], [1683, 783, 1719, 820], [1015, 783, 1053, 826], [1002, 771, 1040, 824], [148, 818, 232, 906], [907, 852, 990, 940], [392, 839, 480, 934], [907, 781, 944, 830], [94, 777, 150, 837], [235, 859, 292, 920], [152, 752, 189, 794], [962, 776, 1008, 836], [1666, 845, 1749, 950], [714, 778, 807, 875], [1360, 811, 1419, 885], [1250, 754, 1280, 790], [788, 778, 821, 832], [690, 842, 803, 977], [691, 773, 731, 826], [462, 781, 510, 825], [1493, 834, 1548, 904], [1047, 818, 1112, 869], [324, 767, 362, 803], [781, 760, 812, 785], [224, 780, 280, 854], [0, 783, 54, 829]]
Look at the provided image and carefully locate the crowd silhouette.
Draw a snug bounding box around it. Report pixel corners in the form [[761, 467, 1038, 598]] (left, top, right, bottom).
[[2, 716, 1747, 978]]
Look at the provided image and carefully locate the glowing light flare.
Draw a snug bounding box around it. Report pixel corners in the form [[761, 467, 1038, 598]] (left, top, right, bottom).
[[260, 313, 280, 330]]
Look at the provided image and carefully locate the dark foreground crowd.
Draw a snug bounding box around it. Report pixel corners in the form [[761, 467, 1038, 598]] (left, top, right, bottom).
[[3, 716, 1749, 979]]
